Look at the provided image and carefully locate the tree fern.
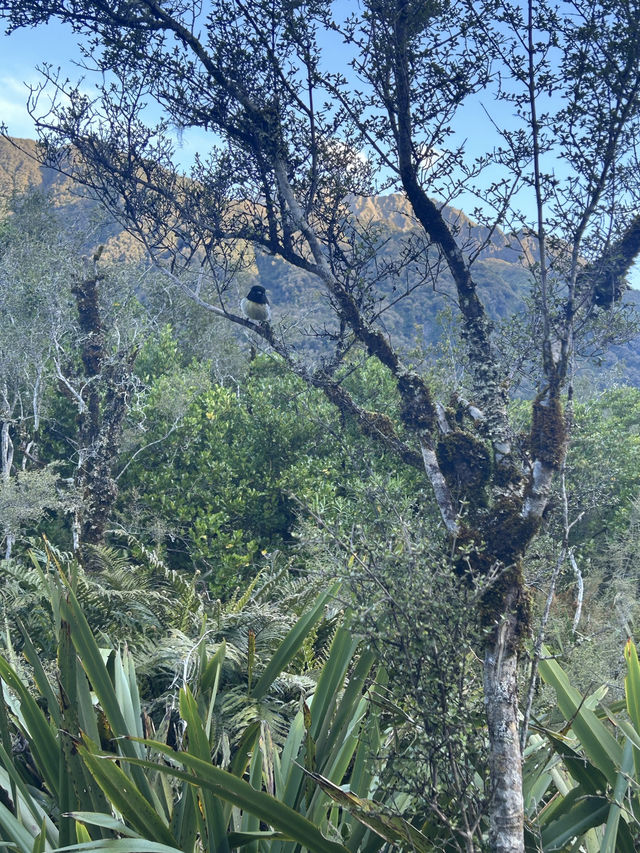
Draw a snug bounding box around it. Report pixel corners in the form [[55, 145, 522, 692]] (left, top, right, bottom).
[[3, 539, 339, 755]]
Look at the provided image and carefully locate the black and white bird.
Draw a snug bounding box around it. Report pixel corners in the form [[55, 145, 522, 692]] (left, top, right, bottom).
[[241, 285, 271, 323]]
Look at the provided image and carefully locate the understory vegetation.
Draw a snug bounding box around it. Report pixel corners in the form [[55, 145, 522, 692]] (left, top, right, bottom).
[[1, 190, 640, 851]]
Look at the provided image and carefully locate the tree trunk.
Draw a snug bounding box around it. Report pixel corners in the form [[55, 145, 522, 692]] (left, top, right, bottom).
[[1, 419, 14, 559], [65, 255, 138, 557], [483, 591, 525, 853]]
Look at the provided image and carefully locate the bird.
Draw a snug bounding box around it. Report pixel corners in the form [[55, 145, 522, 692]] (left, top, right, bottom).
[[241, 285, 271, 323]]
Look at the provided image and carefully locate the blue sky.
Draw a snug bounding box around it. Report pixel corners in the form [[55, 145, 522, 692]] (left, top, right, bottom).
[[1, 14, 638, 288], [0, 17, 212, 163], [0, 20, 80, 138]]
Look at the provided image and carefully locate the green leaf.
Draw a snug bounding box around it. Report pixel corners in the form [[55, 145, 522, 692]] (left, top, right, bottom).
[[112, 741, 349, 853], [75, 823, 92, 844], [274, 710, 306, 807], [229, 721, 261, 780], [226, 831, 287, 847], [240, 742, 263, 841], [179, 687, 229, 853], [0, 741, 58, 844], [539, 648, 622, 785], [0, 677, 15, 786], [624, 640, 640, 731], [309, 626, 358, 742], [58, 618, 80, 849], [114, 649, 144, 746], [0, 799, 38, 853], [539, 789, 610, 850], [544, 733, 607, 794], [0, 655, 59, 798], [16, 617, 61, 729], [51, 842, 183, 853], [299, 767, 433, 852], [316, 648, 375, 762], [65, 813, 140, 837], [75, 661, 101, 751], [79, 747, 178, 848], [168, 779, 197, 853], [200, 640, 226, 695], [601, 737, 634, 853], [58, 583, 155, 803], [31, 817, 47, 853], [251, 582, 341, 700]]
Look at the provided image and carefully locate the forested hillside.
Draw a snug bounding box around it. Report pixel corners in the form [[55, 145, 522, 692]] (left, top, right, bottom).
[[3, 135, 639, 385]]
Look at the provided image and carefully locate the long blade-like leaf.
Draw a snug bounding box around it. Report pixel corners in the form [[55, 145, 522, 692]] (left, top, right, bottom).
[[543, 733, 607, 794], [310, 627, 357, 742], [101, 741, 349, 853], [539, 789, 610, 850], [600, 737, 634, 853], [65, 813, 140, 837], [0, 741, 58, 845], [251, 582, 340, 700], [539, 648, 621, 785], [79, 749, 178, 848], [58, 583, 155, 803], [32, 817, 47, 853], [316, 648, 375, 762], [51, 842, 183, 853], [0, 655, 59, 798], [0, 799, 38, 853], [179, 687, 229, 853], [15, 618, 61, 729], [299, 767, 433, 853]]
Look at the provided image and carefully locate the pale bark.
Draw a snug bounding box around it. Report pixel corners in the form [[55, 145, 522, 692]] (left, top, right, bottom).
[[4, 531, 14, 560], [521, 460, 555, 521], [520, 548, 565, 754], [419, 438, 459, 536], [0, 420, 12, 483], [570, 551, 583, 634], [1, 420, 15, 559], [483, 615, 524, 853]]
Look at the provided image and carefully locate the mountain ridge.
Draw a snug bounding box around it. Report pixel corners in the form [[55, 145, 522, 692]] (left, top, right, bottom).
[[0, 137, 535, 267], [2, 135, 638, 386]]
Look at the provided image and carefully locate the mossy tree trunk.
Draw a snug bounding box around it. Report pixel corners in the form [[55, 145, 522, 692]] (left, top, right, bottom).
[[60, 251, 138, 557], [483, 634, 524, 852]]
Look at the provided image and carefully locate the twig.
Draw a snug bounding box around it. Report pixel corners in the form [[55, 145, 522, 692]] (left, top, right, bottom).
[[520, 546, 565, 755], [569, 550, 583, 634]]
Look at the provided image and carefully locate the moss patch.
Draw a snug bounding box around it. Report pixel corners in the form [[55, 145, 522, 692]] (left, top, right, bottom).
[[452, 499, 538, 649], [397, 373, 436, 432], [362, 410, 397, 439], [530, 394, 566, 469], [436, 429, 492, 508], [479, 560, 532, 649], [484, 497, 540, 565]]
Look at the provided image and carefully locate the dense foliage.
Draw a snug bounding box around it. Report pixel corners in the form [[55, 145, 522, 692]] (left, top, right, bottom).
[[2, 180, 640, 849]]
